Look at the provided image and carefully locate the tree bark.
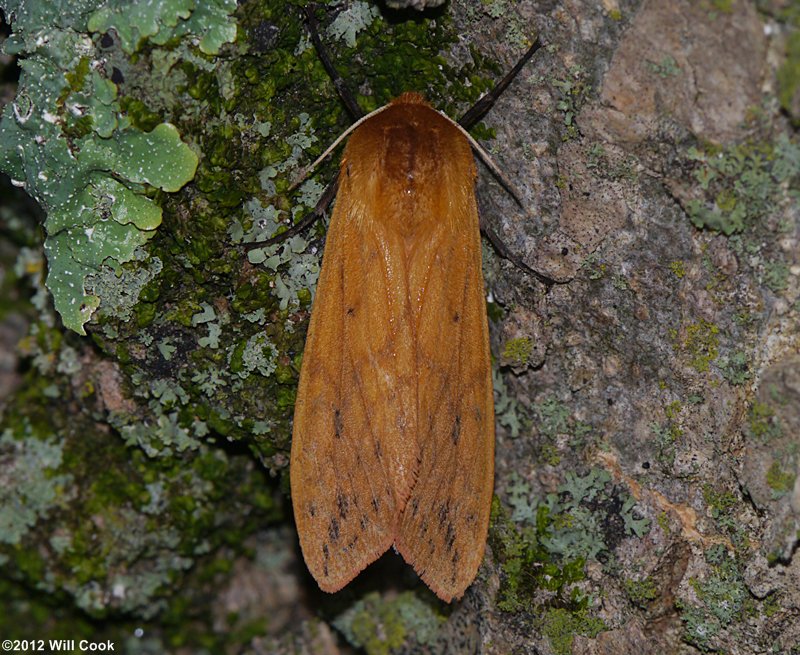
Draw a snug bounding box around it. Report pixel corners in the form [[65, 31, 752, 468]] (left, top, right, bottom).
[[1, 1, 799, 653]]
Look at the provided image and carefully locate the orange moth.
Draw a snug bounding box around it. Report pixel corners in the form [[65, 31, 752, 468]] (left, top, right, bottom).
[[290, 91, 496, 602]]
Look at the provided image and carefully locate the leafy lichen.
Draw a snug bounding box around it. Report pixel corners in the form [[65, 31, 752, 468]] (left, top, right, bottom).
[[87, 0, 237, 55], [685, 136, 800, 236], [0, 0, 200, 334], [0, 423, 73, 546], [492, 468, 649, 617], [332, 591, 445, 655], [678, 550, 748, 652]]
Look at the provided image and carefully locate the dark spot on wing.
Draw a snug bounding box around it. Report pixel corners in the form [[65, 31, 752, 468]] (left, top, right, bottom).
[[453, 312, 460, 322], [336, 492, 350, 519], [445, 522, 456, 552], [328, 518, 340, 543], [451, 414, 461, 444], [308, 503, 316, 518], [411, 498, 420, 518], [334, 409, 343, 439], [437, 502, 450, 525], [346, 306, 355, 316], [322, 543, 330, 577], [451, 549, 461, 585], [371, 497, 380, 513], [360, 515, 368, 530]]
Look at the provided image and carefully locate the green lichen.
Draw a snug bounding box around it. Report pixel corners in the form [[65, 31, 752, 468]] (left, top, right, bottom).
[[678, 551, 748, 652], [493, 469, 649, 613], [719, 350, 752, 386], [678, 319, 720, 373], [493, 368, 524, 438], [709, 0, 733, 12], [490, 497, 588, 614], [326, 1, 380, 49], [332, 591, 445, 655], [646, 55, 680, 78], [87, 249, 164, 324], [502, 337, 533, 367], [87, 0, 237, 55], [747, 401, 783, 443], [651, 420, 683, 467], [685, 136, 800, 236], [702, 484, 739, 533], [766, 460, 796, 498], [534, 396, 571, 438], [624, 576, 658, 608], [552, 66, 591, 141], [540, 606, 607, 655], [669, 260, 686, 278], [763, 258, 790, 293], [0, 423, 73, 545], [0, 1, 200, 333], [580, 253, 607, 280]]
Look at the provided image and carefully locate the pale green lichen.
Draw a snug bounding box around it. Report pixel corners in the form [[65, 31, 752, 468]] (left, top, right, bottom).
[[121, 412, 201, 457], [326, 1, 381, 48], [332, 591, 445, 655], [646, 55, 680, 78], [686, 136, 800, 236], [679, 549, 748, 652], [766, 460, 796, 498], [534, 396, 571, 438], [234, 333, 278, 379], [0, 425, 73, 545], [719, 350, 751, 386], [86, 249, 163, 323], [493, 367, 524, 437], [506, 468, 650, 563]]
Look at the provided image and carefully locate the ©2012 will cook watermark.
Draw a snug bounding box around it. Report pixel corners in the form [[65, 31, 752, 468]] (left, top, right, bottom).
[[2, 640, 115, 652]]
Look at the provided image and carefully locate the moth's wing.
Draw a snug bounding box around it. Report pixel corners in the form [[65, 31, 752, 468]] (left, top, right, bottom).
[[290, 171, 418, 593], [395, 189, 495, 602]]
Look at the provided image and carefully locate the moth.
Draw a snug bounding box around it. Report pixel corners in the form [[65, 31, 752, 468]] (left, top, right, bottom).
[[277, 11, 544, 602]]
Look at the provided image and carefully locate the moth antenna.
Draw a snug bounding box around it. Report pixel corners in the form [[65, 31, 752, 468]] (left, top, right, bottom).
[[303, 4, 364, 121], [458, 37, 544, 130], [445, 114, 531, 214]]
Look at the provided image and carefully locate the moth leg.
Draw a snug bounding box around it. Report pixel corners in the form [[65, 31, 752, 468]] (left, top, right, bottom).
[[479, 211, 556, 287], [304, 4, 364, 121], [244, 172, 339, 250], [458, 37, 544, 130]]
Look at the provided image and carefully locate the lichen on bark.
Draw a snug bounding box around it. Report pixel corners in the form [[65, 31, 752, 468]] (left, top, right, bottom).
[[1, 0, 800, 653]]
